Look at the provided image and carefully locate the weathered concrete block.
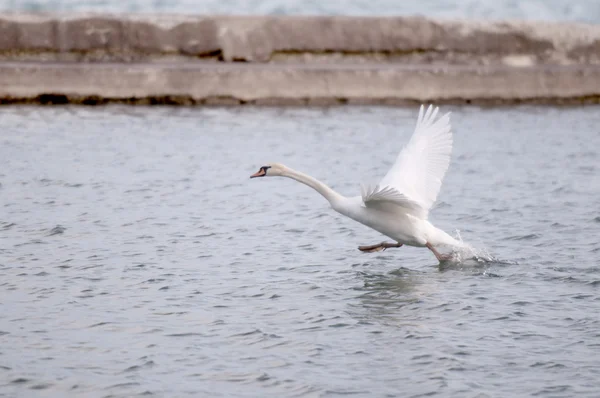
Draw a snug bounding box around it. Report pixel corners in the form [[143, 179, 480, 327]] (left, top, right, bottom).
[[0, 13, 598, 64], [0, 16, 56, 51], [169, 20, 220, 55], [17, 20, 56, 50], [214, 16, 598, 62], [119, 19, 219, 55], [215, 16, 442, 61], [55, 17, 125, 52], [0, 18, 20, 50], [0, 62, 598, 105]]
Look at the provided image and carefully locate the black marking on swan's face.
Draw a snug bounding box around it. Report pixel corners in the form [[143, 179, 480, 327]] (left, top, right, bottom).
[[250, 165, 272, 178]]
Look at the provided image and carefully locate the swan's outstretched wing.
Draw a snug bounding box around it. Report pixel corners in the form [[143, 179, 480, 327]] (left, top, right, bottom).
[[361, 183, 427, 219], [361, 104, 452, 219]]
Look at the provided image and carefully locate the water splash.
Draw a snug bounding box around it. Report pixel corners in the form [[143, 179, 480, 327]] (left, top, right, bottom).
[[443, 230, 506, 266]]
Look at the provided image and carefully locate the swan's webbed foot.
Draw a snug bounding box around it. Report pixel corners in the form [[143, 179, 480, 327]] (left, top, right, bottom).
[[358, 242, 403, 253], [426, 242, 452, 262]]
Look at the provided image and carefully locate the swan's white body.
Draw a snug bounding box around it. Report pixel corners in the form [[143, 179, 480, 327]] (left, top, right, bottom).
[[251, 104, 462, 258], [333, 196, 458, 248]]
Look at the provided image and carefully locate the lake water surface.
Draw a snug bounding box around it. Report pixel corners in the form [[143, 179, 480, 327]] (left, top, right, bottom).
[[1, 105, 599, 397]]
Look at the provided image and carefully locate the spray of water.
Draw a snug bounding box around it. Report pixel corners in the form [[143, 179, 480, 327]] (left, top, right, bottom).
[[443, 229, 501, 265]]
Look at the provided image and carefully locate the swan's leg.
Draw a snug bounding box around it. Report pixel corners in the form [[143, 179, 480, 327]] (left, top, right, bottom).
[[358, 242, 402, 253], [426, 242, 450, 262]]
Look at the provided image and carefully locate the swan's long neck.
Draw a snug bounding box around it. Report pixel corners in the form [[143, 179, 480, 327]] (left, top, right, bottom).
[[283, 168, 345, 205]]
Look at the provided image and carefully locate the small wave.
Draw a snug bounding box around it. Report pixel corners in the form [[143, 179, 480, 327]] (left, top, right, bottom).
[[505, 233, 541, 241], [1, 222, 16, 230], [122, 361, 155, 373], [87, 322, 113, 328], [165, 332, 205, 337], [48, 225, 66, 236]]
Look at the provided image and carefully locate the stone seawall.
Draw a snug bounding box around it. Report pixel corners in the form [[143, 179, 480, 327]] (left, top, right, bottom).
[[0, 13, 599, 105]]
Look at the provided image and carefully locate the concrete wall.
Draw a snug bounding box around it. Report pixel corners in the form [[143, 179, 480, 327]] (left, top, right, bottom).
[[0, 13, 599, 105]]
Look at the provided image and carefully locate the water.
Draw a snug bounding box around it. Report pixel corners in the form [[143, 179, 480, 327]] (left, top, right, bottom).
[[1, 104, 599, 397], [0, 0, 600, 24]]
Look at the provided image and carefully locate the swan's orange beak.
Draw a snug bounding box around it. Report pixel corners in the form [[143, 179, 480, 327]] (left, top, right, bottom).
[[250, 168, 266, 178]]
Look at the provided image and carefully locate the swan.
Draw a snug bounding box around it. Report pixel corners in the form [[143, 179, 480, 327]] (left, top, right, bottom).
[[250, 104, 462, 262]]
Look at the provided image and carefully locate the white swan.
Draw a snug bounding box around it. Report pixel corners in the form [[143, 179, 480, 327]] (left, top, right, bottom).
[[250, 104, 462, 262]]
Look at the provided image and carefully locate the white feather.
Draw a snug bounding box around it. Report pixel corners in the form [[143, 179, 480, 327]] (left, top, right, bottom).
[[362, 104, 453, 219], [360, 183, 426, 218]]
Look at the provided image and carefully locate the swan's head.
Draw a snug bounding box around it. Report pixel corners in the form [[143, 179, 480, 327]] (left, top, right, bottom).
[[250, 163, 287, 178]]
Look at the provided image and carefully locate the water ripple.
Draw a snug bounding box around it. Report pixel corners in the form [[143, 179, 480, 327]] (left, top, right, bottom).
[[1, 105, 599, 398]]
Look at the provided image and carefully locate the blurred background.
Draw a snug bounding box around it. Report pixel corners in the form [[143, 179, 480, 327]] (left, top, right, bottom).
[[0, 0, 598, 23]]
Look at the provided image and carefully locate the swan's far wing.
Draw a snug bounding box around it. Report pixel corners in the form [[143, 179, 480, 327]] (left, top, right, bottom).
[[360, 183, 427, 219], [378, 104, 453, 217]]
